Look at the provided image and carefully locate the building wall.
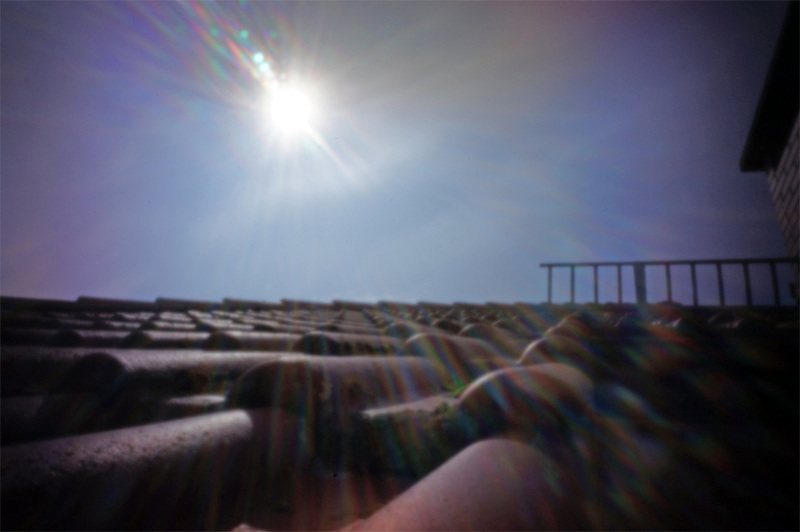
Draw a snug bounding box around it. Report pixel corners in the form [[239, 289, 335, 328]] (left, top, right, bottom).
[[766, 113, 799, 260]]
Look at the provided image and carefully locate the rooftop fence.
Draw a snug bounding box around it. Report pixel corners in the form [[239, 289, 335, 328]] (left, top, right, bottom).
[[540, 257, 799, 307]]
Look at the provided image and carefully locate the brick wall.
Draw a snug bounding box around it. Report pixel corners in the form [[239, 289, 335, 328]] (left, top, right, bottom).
[[766, 113, 799, 294], [766, 114, 799, 259]]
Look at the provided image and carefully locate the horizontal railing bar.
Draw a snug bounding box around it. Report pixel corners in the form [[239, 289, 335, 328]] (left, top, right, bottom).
[[540, 257, 798, 268]]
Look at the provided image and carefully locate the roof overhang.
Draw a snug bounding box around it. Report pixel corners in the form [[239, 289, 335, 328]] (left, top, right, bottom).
[[740, 2, 799, 172]]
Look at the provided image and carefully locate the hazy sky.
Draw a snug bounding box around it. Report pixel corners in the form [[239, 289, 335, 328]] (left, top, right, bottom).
[[1, 1, 793, 305]]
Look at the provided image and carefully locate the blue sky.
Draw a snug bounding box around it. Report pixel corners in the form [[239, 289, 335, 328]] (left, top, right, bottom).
[[1, 1, 793, 305]]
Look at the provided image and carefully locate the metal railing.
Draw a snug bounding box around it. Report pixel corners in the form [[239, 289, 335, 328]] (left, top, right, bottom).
[[540, 257, 799, 307]]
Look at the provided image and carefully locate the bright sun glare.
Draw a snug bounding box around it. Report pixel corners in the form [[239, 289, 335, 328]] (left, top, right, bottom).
[[268, 85, 313, 134]]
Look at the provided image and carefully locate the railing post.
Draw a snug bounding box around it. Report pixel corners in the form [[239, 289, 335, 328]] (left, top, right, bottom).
[[633, 264, 647, 305], [616, 265, 622, 303], [665, 264, 672, 302], [547, 266, 553, 304], [593, 265, 599, 303], [770, 261, 781, 306], [570, 266, 576, 303], [716, 263, 725, 306], [743, 262, 753, 307], [690, 263, 698, 306]]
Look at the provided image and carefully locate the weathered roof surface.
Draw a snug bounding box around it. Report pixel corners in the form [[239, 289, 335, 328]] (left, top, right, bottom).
[[741, 1, 799, 172], [1, 295, 798, 530]]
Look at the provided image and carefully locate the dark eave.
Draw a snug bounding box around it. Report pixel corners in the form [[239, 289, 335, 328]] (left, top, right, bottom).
[[740, 1, 799, 172]]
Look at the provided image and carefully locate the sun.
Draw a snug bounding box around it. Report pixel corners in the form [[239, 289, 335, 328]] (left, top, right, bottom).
[[268, 85, 313, 134]]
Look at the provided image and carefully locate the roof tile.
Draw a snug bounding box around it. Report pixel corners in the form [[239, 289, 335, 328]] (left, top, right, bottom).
[[405, 332, 515, 384], [121, 330, 211, 349], [1, 294, 797, 530], [140, 320, 198, 331], [1, 408, 303, 530], [1, 315, 62, 329], [47, 329, 132, 347], [294, 331, 405, 355], [1, 328, 61, 346], [195, 319, 256, 332], [76, 296, 158, 310], [204, 331, 301, 351]]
